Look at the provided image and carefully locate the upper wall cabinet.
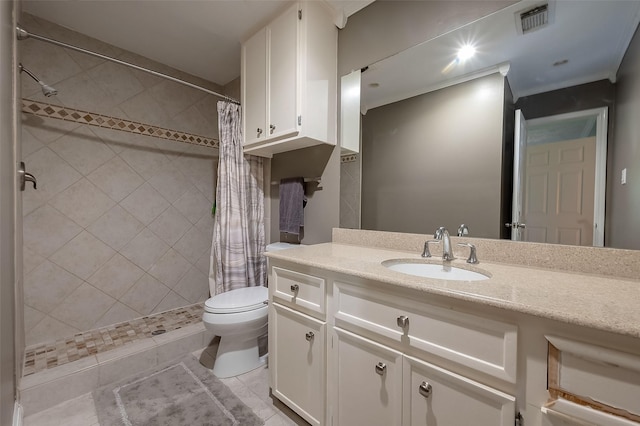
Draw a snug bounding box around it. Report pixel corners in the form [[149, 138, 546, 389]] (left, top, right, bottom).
[[241, 1, 338, 157]]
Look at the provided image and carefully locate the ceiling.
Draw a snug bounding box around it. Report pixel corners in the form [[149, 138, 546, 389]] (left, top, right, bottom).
[[361, 0, 640, 110], [21, 0, 374, 86]]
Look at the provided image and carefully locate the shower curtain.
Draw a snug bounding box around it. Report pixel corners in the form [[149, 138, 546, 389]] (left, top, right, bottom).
[[209, 101, 266, 295]]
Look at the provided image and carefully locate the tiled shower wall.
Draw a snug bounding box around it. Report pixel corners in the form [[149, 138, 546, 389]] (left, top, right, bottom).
[[21, 13, 226, 347], [340, 154, 361, 229]]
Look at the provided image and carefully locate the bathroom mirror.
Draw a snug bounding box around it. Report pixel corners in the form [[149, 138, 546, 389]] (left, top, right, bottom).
[[341, 0, 640, 250]]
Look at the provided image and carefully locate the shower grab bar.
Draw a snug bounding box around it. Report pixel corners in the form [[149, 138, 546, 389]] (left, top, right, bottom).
[[16, 25, 240, 105]]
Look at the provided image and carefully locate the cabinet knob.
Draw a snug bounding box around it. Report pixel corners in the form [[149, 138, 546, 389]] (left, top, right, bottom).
[[375, 362, 386, 375], [256, 128, 263, 137], [305, 331, 314, 341], [290, 284, 299, 293], [418, 381, 432, 398], [397, 315, 409, 328], [270, 124, 276, 134]]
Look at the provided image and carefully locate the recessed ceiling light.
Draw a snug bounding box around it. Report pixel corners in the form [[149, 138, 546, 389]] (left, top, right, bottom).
[[457, 45, 476, 61], [553, 59, 569, 66]]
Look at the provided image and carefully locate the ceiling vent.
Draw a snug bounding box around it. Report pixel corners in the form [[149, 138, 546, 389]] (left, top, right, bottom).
[[516, 2, 553, 35]]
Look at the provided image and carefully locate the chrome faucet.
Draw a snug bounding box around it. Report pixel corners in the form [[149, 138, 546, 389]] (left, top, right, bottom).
[[434, 227, 455, 261]]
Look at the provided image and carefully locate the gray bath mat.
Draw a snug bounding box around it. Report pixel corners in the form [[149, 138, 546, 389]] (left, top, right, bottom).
[[93, 354, 264, 426]]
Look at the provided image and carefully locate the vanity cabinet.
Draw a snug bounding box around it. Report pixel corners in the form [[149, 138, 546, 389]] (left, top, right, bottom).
[[241, 1, 337, 157], [268, 266, 327, 426], [331, 280, 517, 426]]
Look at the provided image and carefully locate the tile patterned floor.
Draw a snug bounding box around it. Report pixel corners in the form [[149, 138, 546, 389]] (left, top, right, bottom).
[[23, 303, 204, 376], [23, 357, 310, 426]]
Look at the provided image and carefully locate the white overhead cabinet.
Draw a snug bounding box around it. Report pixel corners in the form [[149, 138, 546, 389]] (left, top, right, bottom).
[[241, 1, 337, 157]]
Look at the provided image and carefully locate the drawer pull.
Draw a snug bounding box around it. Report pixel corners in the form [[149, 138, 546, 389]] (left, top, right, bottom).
[[375, 362, 386, 375], [290, 284, 299, 293], [397, 315, 409, 328], [305, 331, 314, 341], [418, 381, 432, 398]]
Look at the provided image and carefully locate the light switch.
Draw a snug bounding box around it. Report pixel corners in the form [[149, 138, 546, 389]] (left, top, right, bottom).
[[621, 168, 627, 185]]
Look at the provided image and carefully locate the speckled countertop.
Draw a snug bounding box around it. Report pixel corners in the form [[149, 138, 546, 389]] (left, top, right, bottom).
[[266, 242, 640, 339]]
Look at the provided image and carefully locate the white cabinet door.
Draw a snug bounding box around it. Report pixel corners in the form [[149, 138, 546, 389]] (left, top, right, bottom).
[[333, 327, 403, 426], [267, 4, 299, 141], [242, 27, 267, 146], [403, 355, 516, 426], [271, 303, 325, 426]]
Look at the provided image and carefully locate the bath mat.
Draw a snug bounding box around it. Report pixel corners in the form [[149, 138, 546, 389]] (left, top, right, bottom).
[[93, 354, 264, 426]]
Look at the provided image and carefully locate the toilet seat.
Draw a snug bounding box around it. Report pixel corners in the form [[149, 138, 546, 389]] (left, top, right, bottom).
[[204, 286, 268, 314]]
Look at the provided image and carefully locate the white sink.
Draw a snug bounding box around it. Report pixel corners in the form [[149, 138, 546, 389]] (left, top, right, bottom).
[[382, 261, 489, 281]]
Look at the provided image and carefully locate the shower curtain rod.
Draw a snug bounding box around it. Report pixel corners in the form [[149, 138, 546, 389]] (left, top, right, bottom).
[[16, 25, 241, 105]]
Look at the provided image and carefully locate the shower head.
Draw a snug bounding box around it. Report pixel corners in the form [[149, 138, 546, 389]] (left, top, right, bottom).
[[18, 63, 58, 97]]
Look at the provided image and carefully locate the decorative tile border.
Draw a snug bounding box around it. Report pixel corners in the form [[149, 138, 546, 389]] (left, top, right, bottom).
[[341, 154, 358, 163], [22, 98, 219, 149], [22, 303, 204, 377]]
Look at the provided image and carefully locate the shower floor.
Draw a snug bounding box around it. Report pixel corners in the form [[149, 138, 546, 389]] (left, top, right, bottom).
[[23, 303, 204, 377]]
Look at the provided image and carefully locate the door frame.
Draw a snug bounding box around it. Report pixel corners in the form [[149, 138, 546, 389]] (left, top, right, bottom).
[[512, 107, 608, 246]]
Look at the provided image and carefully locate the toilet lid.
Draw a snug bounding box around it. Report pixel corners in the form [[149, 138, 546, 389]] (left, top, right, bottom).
[[204, 286, 268, 314]]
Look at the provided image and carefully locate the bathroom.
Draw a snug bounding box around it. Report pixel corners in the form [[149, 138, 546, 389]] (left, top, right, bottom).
[[1, 0, 640, 425]]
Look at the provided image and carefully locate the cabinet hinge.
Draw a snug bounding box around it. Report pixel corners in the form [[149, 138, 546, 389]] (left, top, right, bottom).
[[298, 9, 302, 20], [514, 412, 523, 426], [298, 115, 302, 126]]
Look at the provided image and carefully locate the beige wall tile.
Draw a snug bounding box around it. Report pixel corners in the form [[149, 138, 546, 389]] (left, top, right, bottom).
[[120, 228, 169, 271], [88, 253, 144, 299], [151, 291, 191, 314], [86, 61, 145, 106], [50, 231, 116, 280], [173, 266, 208, 303], [120, 274, 170, 315], [87, 205, 145, 251], [26, 315, 80, 347], [23, 205, 82, 258], [49, 283, 117, 330], [92, 302, 140, 329], [173, 188, 210, 224], [173, 225, 210, 262], [86, 156, 144, 202], [23, 306, 46, 334], [148, 163, 191, 203], [147, 248, 191, 288], [48, 126, 116, 175], [24, 260, 83, 314], [148, 206, 192, 246], [49, 179, 115, 228], [120, 182, 170, 225]]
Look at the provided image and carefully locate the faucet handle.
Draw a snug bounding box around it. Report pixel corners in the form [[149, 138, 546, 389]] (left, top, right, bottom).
[[434, 226, 445, 239], [457, 243, 479, 264], [421, 240, 440, 258], [457, 224, 469, 237]]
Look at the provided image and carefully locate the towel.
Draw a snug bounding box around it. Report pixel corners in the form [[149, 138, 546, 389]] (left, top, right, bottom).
[[279, 177, 305, 236]]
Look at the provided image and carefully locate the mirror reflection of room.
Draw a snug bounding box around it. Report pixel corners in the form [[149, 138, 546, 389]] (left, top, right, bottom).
[[339, 0, 640, 250]]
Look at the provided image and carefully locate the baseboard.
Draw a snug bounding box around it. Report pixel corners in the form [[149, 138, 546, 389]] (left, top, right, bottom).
[[13, 401, 23, 426]]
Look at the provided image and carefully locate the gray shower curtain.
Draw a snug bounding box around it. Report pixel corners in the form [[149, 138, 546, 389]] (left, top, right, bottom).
[[209, 101, 266, 295]]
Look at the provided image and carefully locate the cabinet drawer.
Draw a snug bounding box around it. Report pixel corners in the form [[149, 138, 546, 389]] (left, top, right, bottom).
[[333, 281, 517, 383], [547, 335, 640, 422], [272, 267, 325, 318], [404, 355, 515, 426]]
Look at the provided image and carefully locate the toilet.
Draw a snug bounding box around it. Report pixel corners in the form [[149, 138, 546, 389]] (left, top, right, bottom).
[[202, 242, 296, 378]]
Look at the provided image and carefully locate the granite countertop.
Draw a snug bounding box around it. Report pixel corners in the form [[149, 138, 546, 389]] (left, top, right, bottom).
[[266, 242, 640, 339]]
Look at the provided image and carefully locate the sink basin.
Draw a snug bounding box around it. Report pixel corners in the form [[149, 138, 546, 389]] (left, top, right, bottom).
[[382, 261, 489, 281]]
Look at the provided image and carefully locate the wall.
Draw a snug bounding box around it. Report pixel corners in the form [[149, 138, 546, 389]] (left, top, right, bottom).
[[270, 144, 340, 245], [611, 28, 640, 249], [20, 13, 222, 347], [1, 0, 17, 422], [361, 73, 506, 238]]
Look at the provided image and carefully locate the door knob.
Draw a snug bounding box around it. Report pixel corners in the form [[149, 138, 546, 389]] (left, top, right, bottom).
[[375, 362, 386, 375], [270, 124, 276, 134], [257, 128, 263, 137], [397, 315, 409, 328], [290, 284, 299, 293], [305, 331, 314, 341], [18, 162, 37, 191]]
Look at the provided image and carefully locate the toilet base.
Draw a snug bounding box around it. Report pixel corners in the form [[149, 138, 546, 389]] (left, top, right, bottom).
[[212, 334, 267, 378]]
